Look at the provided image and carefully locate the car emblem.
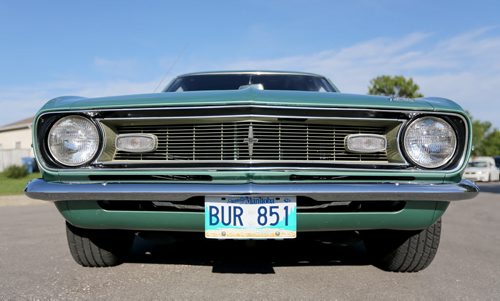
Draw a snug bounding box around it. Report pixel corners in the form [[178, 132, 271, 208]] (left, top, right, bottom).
[[243, 124, 259, 158]]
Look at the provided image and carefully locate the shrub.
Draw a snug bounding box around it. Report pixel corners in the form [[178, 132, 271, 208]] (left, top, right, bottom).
[[3, 165, 28, 179]]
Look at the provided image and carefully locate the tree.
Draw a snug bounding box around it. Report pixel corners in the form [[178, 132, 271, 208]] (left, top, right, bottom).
[[481, 130, 500, 156], [468, 112, 500, 156], [368, 75, 423, 98]]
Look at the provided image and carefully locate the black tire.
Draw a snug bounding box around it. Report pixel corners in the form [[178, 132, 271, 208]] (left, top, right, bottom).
[[363, 219, 441, 273], [66, 222, 135, 267]]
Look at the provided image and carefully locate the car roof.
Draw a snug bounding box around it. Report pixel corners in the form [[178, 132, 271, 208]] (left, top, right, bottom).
[[176, 70, 326, 78]]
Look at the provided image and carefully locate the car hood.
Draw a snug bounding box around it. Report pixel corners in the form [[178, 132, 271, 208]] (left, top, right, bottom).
[[38, 87, 465, 114]]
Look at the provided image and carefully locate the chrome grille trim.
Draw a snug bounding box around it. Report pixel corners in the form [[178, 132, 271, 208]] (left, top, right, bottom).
[[110, 121, 391, 163], [34, 106, 469, 172]]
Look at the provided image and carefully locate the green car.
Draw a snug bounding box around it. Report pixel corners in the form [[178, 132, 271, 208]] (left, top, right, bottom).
[[25, 71, 478, 272]]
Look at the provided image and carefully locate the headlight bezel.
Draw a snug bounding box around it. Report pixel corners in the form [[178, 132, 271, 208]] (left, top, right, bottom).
[[44, 115, 103, 168], [401, 115, 459, 169]]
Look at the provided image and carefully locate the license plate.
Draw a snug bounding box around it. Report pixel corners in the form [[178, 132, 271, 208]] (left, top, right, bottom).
[[205, 196, 296, 239]]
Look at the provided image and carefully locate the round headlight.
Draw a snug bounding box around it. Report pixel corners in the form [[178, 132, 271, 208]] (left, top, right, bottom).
[[403, 116, 457, 169], [47, 115, 100, 166]]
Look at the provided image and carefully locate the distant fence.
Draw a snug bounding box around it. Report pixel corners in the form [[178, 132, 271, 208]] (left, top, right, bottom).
[[0, 149, 32, 172]]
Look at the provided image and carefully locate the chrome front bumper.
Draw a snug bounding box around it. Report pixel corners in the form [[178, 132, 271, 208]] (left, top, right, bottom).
[[25, 179, 479, 202]]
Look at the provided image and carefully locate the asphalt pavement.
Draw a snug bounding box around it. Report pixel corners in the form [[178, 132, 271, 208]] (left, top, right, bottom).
[[0, 183, 499, 300]]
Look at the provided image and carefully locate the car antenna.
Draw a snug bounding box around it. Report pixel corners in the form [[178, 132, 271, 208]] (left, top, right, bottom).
[[154, 43, 189, 92]]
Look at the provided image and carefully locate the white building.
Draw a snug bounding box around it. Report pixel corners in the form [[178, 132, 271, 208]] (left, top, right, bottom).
[[0, 117, 34, 171]]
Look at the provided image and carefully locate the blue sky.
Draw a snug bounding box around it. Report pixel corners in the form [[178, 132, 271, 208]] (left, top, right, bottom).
[[1, 0, 500, 127]]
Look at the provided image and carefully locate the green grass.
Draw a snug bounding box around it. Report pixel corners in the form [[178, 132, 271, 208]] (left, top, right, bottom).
[[0, 172, 41, 196]]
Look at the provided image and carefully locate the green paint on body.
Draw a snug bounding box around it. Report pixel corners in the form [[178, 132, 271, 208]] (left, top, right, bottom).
[[39, 85, 469, 233], [38, 89, 465, 114], [55, 200, 447, 232]]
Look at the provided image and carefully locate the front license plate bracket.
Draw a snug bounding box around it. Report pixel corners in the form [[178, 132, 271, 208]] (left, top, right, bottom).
[[204, 196, 297, 239]]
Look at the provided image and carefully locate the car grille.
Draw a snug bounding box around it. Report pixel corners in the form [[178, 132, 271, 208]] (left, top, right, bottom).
[[112, 121, 389, 162]]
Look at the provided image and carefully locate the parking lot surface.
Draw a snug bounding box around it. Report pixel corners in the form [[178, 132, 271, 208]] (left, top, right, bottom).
[[0, 183, 499, 300]]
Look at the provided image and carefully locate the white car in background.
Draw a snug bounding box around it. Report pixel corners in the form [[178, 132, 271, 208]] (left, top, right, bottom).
[[464, 157, 500, 182]]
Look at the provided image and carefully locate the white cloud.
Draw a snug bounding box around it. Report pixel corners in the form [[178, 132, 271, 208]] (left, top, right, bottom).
[[93, 57, 140, 76], [225, 28, 500, 128], [2, 28, 500, 129], [0, 79, 159, 126]]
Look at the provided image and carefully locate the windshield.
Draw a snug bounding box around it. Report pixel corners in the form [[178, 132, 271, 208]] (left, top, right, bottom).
[[165, 74, 336, 92], [468, 161, 488, 168]]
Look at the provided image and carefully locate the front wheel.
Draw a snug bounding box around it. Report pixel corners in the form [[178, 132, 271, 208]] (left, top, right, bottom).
[[362, 219, 441, 273], [66, 222, 135, 267]]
